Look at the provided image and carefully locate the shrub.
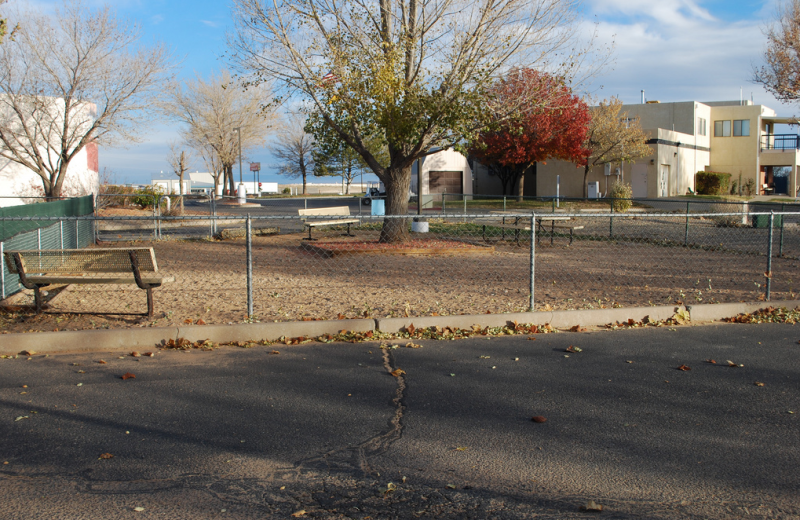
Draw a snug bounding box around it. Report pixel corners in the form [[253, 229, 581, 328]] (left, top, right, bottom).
[[743, 178, 756, 197], [608, 181, 633, 212], [695, 171, 731, 195], [131, 185, 165, 208], [282, 187, 291, 194], [730, 180, 738, 195]]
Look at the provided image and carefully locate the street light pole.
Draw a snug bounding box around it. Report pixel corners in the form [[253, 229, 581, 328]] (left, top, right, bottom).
[[234, 127, 243, 186]]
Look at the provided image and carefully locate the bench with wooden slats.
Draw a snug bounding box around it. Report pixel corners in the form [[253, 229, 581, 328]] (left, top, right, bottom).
[[298, 206, 360, 240], [3, 248, 174, 316]]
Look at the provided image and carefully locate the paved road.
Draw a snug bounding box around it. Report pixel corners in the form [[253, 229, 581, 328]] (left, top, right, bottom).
[[2, 323, 798, 519]]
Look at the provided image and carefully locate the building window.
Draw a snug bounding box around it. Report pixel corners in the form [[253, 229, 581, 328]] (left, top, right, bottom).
[[714, 120, 731, 137], [733, 119, 750, 136], [697, 118, 707, 136]]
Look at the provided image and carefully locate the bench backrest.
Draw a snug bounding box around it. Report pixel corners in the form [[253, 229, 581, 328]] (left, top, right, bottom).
[[298, 206, 351, 217], [3, 248, 158, 275]]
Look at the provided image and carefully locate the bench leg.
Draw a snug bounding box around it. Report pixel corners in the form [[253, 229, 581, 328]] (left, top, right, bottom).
[[343, 223, 355, 237], [303, 226, 316, 241], [569, 228, 574, 245], [146, 287, 154, 317], [550, 221, 555, 245], [33, 287, 43, 314]]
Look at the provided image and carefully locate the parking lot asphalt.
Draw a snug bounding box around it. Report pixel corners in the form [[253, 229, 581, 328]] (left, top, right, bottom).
[[1, 322, 798, 519]]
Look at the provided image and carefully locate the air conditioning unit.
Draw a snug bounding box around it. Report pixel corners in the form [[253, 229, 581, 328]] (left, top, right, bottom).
[[587, 182, 600, 199]]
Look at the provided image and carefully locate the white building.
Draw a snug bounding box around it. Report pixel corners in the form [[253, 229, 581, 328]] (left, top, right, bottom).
[[412, 148, 473, 200]]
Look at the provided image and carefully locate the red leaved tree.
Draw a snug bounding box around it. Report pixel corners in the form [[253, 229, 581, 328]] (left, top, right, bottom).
[[470, 69, 590, 199]]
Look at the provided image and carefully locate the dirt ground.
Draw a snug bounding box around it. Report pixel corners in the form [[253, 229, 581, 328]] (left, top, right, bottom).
[[2, 217, 798, 334]]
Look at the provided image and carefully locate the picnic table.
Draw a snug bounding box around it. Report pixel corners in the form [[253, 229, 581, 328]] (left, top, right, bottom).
[[481, 212, 583, 245]]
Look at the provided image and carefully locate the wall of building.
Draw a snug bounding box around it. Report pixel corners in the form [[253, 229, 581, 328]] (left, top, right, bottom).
[[706, 104, 767, 189]]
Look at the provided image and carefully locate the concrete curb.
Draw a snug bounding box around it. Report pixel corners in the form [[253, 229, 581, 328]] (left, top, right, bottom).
[[1, 301, 798, 355]]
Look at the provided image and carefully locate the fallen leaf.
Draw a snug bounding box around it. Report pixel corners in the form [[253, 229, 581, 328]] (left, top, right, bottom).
[[626, 360, 633, 364], [21, 385, 27, 388], [184, 318, 193, 324], [130, 351, 140, 357], [96, 360, 107, 364], [513, 357, 520, 361], [99, 453, 114, 459], [406, 323, 416, 335], [445, 484, 457, 489], [580, 500, 603, 512], [454, 447, 468, 451], [527, 336, 537, 341], [754, 381, 765, 387], [405, 342, 422, 348], [677, 364, 691, 371], [143, 352, 155, 357], [569, 325, 587, 332], [479, 355, 491, 359], [76, 383, 83, 387], [133, 507, 145, 512], [726, 360, 743, 368], [270, 350, 280, 355], [121, 373, 136, 380], [449, 373, 456, 377], [565, 345, 583, 353], [705, 359, 717, 364], [14, 416, 29, 421], [291, 510, 306, 518], [18, 350, 35, 356], [390, 368, 405, 377], [531, 416, 547, 423], [196, 319, 207, 325]]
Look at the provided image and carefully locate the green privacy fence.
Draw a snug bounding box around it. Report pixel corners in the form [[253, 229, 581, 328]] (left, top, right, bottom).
[[1, 196, 95, 300], [0, 195, 94, 241]]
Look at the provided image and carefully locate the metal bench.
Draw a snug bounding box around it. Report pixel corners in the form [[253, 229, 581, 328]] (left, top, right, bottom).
[[3, 247, 174, 317], [298, 206, 360, 240]]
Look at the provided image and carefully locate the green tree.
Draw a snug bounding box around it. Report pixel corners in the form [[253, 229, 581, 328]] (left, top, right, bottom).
[[230, 0, 604, 242]]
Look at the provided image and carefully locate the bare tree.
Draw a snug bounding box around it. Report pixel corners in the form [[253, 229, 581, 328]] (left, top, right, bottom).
[[755, 0, 800, 102], [271, 115, 316, 194], [230, 0, 608, 242], [166, 142, 190, 213], [0, 1, 176, 198], [163, 70, 275, 197], [580, 98, 651, 198]]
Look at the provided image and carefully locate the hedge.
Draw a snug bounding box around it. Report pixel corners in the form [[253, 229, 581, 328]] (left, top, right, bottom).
[[695, 171, 731, 195]]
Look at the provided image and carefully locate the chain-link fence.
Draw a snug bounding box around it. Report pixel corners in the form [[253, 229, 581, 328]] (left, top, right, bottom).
[[1, 204, 799, 332]]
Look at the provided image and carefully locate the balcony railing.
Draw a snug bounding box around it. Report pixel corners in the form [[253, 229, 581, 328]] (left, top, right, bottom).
[[761, 134, 800, 151]]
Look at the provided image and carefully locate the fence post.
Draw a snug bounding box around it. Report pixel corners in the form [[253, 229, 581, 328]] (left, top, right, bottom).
[[766, 211, 774, 301], [442, 194, 446, 215], [552, 198, 555, 213], [609, 201, 614, 238], [684, 201, 690, 246], [246, 214, 254, 318], [779, 203, 785, 257], [60, 221, 64, 250], [304, 197, 308, 210], [75, 219, 79, 248], [503, 196, 506, 212], [37, 228, 41, 250], [529, 211, 536, 311]]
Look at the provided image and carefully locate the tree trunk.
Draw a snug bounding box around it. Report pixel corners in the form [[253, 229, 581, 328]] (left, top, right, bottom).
[[379, 165, 412, 243], [516, 166, 525, 203], [178, 173, 185, 214], [583, 164, 590, 198], [227, 165, 235, 196]]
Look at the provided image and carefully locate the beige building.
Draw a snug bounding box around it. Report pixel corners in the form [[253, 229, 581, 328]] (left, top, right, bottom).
[[476, 100, 799, 199]]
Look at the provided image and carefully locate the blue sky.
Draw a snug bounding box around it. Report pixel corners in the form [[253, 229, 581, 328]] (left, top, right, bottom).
[[9, 0, 795, 185]]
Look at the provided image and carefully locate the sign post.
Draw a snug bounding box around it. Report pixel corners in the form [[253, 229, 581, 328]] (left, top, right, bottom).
[[250, 162, 261, 196]]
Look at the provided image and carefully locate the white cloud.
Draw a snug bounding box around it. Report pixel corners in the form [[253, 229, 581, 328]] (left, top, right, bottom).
[[151, 14, 164, 25], [583, 1, 796, 114], [201, 20, 219, 28]]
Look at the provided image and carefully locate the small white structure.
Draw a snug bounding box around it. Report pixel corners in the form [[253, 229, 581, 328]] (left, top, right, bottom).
[[412, 148, 473, 200]]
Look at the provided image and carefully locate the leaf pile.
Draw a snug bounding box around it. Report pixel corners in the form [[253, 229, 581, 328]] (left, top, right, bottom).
[[605, 312, 689, 330], [162, 337, 217, 350], [724, 306, 800, 324]]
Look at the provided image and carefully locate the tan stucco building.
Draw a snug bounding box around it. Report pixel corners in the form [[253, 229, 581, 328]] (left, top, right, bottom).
[[475, 99, 799, 199]]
